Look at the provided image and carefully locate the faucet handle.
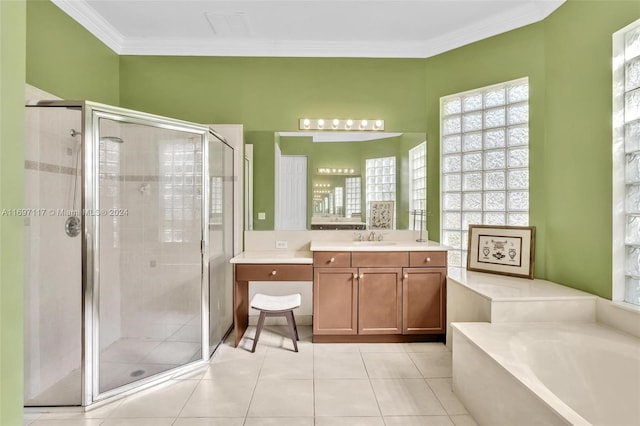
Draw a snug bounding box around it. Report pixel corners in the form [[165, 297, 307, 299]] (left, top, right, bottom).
[[377, 232, 389, 241]]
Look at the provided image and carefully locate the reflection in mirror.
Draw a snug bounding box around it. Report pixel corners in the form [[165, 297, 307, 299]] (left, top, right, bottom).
[[249, 131, 426, 231]]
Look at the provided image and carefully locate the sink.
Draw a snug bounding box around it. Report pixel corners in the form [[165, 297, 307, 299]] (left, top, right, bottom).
[[353, 241, 397, 246]]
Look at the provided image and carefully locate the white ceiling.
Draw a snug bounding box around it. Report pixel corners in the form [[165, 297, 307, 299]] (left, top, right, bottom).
[[52, 0, 565, 58]]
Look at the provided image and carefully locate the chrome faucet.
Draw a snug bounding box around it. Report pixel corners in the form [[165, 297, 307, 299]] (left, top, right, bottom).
[[368, 231, 376, 241]]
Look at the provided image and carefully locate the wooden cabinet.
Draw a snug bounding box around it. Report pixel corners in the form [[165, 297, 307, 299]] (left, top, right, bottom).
[[313, 267, 358, 335], [402, 267, 446, 334], [358, 267, 402, 334], [313, 250, 447, 342]]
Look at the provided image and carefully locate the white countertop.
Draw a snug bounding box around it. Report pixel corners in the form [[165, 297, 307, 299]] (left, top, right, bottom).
[[447, 268, 598, 302], [230, 250, 313, 264], [309, 240, 448, 252]]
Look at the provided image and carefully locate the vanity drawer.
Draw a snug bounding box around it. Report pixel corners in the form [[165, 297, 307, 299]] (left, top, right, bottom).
[[314, 252, 351, 268], [409, 251, 447, 268], [351, 251, 409, 268], [235, 264, 313, 281]]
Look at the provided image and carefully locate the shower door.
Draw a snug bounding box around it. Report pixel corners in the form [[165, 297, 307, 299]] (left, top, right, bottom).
[[208, 131, 234, 354], [93, 112, 207, 397]]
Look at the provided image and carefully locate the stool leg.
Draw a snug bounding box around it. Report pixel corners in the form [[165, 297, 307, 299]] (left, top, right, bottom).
[[251, 311, 266, 353], [291, 312, 299, 341], [284, 311, 299, 352]]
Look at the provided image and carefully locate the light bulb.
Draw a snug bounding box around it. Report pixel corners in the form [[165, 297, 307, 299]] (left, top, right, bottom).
[[375, 120, 383, 128], [361, 119, 368, 128], [318, 119, 325, 128], [346, 119, 353, 128], [332, 119, 339, 128], [303, 118, 310, 128]]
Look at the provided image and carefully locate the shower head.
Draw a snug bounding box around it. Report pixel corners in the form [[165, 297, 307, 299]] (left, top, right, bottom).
[[100, 136, 124, 144]]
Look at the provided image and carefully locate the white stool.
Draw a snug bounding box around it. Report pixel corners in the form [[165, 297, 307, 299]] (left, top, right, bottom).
[[250, 293, 301, 352]]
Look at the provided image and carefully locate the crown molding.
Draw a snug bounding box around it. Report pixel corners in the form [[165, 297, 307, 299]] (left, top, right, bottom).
[[52, 0, 565, 58], [51, 0, 124, 53]]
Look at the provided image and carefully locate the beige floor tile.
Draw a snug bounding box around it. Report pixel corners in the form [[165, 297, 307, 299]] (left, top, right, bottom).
[[243, 417, 314, 426], [359, 343, 407, 353], [314, 353, 368, 379], [173, 419, 245, 426], [313, 343, 361, 353], [362, 352, 422, 378], [384, 415, 454, 426], [247, 379, 314, 417], [202, 356, 264, 381], [450, 414, 479, 426], [426, 378, 468, 415], [100, 419, 175, 426], [314, 379, 380, 417], [30, 420, 102, 426], [179, 379, 256, 418], [403, 342, 450, 353], [109, 379, 198, 418], [259, 350, 313, 379], [314, 416, 385, 426], [409, 352, 453, 378], [371, 379, 446, 416]]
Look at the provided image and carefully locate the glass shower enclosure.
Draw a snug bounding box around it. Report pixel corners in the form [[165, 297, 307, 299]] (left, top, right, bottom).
[[24, 101, 234, 406]]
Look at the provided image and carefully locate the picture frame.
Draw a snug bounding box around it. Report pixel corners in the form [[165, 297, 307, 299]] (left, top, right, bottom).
[[466, 225, 536, 279], [369, 201, 394, 229]]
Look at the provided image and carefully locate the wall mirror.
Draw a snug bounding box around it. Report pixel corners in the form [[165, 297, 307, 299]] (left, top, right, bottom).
[[248, 131, 427, 231]]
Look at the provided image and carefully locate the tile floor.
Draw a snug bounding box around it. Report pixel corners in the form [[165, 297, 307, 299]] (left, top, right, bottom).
[[25, 326, 478, 426]]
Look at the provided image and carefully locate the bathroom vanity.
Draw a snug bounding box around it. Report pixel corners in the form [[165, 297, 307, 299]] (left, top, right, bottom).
[[310, 240, 447, 343], [231, 232, 448, 346]]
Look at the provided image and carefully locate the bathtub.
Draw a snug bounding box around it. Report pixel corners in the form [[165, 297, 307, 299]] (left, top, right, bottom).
[[452, 322, 640, 426]]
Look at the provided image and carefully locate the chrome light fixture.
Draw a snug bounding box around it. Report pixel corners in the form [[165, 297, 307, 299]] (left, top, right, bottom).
[[300, 118, 384, 131]]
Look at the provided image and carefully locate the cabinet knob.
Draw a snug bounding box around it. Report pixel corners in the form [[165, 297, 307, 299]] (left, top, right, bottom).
[[353, 272, 358, 279], [425, 257, 431, 262], [271, 270, 277, 276], [359, 273, 364, 279], [330, 257, 335, 263], [404, 273, 409, 279]]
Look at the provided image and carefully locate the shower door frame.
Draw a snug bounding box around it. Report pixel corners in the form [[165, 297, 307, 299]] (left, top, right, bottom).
[[79, 101, 211, 405]]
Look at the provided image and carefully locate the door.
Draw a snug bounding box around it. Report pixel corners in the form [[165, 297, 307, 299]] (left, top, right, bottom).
[[313, 268, 358, 335], [275, 155, 307, 230], [208, 131, 235, 355], [402, 268, 446, 334], [358, 268, 403, 334]]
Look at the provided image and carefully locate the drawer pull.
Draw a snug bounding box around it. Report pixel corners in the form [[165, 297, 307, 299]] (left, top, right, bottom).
[[271, 270, 277, 276], [426, 257, 431, 262], [330, 257, 335, 263]]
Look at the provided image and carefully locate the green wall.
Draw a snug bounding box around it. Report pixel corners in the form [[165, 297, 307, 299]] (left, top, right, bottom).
[[26, 0, 119, 104], [1, 1, 26, 425], [542, 0, 640, 297]]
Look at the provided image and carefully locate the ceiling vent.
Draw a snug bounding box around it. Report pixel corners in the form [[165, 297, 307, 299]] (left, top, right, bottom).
[[205, 12, 250, 37]]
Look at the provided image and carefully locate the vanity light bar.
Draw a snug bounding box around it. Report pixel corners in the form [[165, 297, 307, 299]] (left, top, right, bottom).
[[299, 118, 384, 131], [317, 168, 356, 174]]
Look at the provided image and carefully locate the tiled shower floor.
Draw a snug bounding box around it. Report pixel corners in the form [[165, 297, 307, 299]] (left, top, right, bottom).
[[25, 325, 478, 426]]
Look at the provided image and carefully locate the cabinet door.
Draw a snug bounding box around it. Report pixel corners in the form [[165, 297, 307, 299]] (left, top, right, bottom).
[[358, 268, 403, 335], [313, 268, 358, 335], [402, 268, 446, 334]]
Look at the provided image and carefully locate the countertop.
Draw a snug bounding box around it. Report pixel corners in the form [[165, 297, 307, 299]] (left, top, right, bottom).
[[230, 251, 313, 264], [309, 240, 448, 252]]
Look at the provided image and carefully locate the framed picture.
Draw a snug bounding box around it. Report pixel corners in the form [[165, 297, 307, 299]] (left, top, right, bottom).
[[467, 225, 536, 279], [369, 201, 394, 229]]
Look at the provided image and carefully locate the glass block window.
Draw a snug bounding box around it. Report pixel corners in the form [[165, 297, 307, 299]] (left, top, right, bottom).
[[160, 141, 202, 243], [334, 186, 344, 215], [441, 78, 529, 267], [409, 142, 427, 229], [614, 19, 640, 306], [345, 176, 362, 218], [366, 156, 396, 228], [210, 176, 223, 224]]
